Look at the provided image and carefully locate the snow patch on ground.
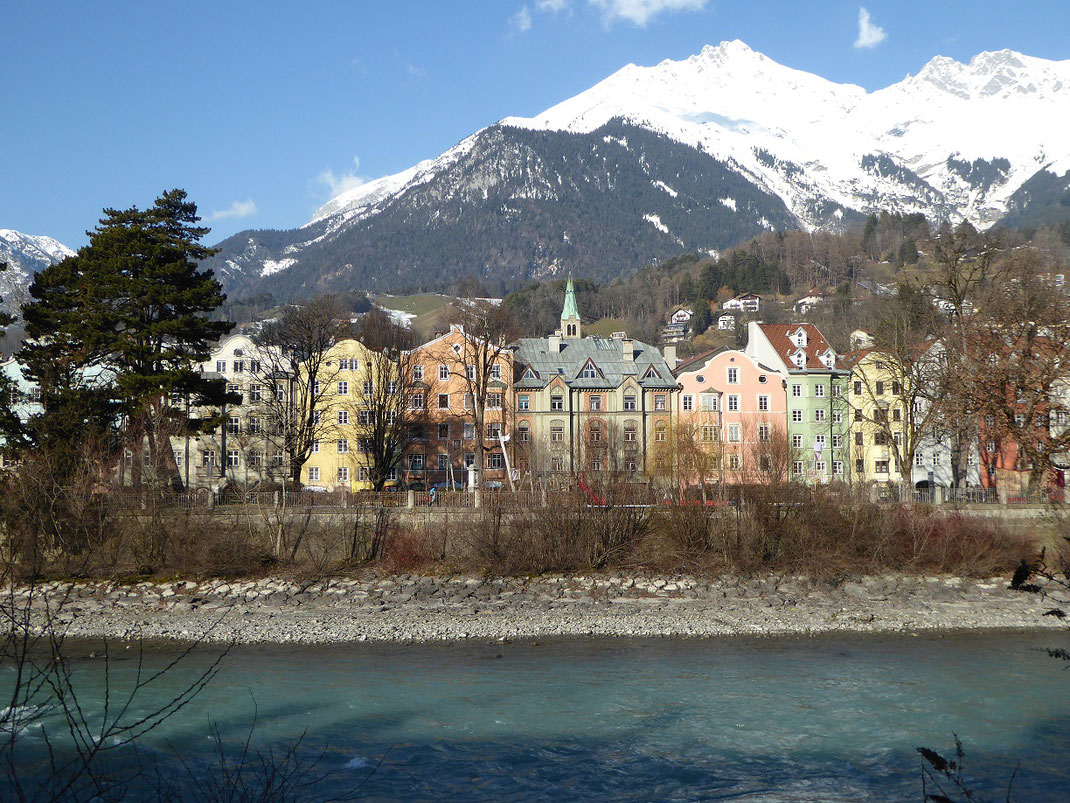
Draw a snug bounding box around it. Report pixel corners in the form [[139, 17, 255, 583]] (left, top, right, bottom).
[[643, 213, 670, 234], [719, 197, 738, 211], [652, 180, 678, 197], [375, 306, 416, 328], [260, 258, 297, 277]]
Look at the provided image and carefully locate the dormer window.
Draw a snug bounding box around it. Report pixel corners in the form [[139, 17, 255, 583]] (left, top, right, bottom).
[[822, 351, 835, 369], [792, 351, 805, 369], [644, 366, 660, 380], [579, 359, 599, 380], [793, 329, 808, 348], [523, 367, 538, 380]]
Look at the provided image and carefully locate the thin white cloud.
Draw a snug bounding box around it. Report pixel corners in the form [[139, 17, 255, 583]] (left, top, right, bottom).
[[316, 157, 368, 197], [854, 6, 887, 49], [511, 5, 533, 31], [209, 199, 257, 221], [536, 0, 569, 11], [406, 62, 427, 80], [589, 0, 706, 26]]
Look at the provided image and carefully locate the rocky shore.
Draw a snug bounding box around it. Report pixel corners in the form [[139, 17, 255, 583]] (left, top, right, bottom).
[[15, 572, 1066, 645]]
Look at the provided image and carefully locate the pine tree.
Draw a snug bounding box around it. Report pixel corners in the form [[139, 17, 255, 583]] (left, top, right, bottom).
[[18, 190, 233, 485]]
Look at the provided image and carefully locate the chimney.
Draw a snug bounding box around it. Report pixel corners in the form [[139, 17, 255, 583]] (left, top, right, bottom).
[[548, 330, 561, 354], [663, 344, 677, 368], [622, 338, 634, 362]]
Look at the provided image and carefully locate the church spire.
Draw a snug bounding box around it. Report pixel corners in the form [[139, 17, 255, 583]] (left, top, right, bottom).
[[561, 275, 581, 339]]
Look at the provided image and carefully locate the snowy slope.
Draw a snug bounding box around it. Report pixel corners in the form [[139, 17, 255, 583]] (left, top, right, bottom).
[[314, 41, 1069, 234], [0, 229, 76, 313]]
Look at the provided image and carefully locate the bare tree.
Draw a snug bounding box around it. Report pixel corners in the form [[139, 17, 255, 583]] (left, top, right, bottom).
[[442, 301, 519, 489], [352, 308, 420, 491], [253, 297, 353, 488]]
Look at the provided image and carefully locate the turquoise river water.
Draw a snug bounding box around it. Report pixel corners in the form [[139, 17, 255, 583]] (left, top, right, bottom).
[[5, 630, 1069, 800]]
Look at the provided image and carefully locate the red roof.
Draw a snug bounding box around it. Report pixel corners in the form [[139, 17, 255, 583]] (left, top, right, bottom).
[[759, 323, 839, 371]]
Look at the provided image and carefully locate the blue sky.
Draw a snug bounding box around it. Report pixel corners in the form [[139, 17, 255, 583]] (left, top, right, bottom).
[[4, 0, 1068, 248]]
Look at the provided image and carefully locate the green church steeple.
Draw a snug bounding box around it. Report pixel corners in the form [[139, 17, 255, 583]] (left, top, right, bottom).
[[561, 275, 581, 339]]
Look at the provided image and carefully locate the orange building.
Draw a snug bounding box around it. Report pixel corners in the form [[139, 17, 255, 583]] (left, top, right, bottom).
[[402, 325, 512, 489]]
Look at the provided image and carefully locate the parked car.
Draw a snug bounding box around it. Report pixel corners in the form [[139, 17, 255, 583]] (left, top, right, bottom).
[[431, 481, 466, 492]]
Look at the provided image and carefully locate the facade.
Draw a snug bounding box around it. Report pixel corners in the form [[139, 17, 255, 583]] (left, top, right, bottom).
[[401, 325, 512, 489], [722, 293, 762, 313], [744, 322, 849, 483], [673, 349, 787, 485], [511, 281, 677, 479], [171, 333, 289, 490]]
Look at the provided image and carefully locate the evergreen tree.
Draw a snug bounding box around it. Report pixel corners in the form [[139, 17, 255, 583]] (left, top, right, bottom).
[[18, 190, 233, 484], [689, 292, 712, 335]]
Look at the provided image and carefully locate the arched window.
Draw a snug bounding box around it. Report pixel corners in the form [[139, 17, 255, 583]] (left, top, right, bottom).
[[589, 422, 603, 443], [654, 424, 667, 443], [623, 422, 637, 443], [517, 422, 530, 443]]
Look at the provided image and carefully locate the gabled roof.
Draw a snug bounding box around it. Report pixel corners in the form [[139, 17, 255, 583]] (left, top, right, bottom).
[[757, 323, 839, 372], [512, 336, 676, 390]]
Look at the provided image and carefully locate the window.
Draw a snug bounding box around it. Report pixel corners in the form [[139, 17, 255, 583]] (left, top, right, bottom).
[[932, 453, 942, 466], [518, 423, 530, 443], [624, 423, 638, 443], [815, 434, 826, 449], [439, 364, 449, 381], [363, 381, 373, 395], [816, 461, 827, 473], [436, 393, 449, 410], [358, 410, 371, 426], [250, 384, 262, 402], [216, 360, 226, 373], [463, 453, 475, 468], [682, 395, 693, 412], [436, 453, 449, 470], [655, 425, 666, 443], [464, 423, 475, 441], [463, 393, 474, 410], [758, 424, 770, 442], [29, 386, 42, 404], [413, 365, 424, 382], [833, 461, 844, 476], [624, 395, 636, 411], [727, 367, 739, 384], [814, 384, 826, 398], [227, 449, 239, 468], [791, 410, 802, 423], [792, 461, 804, 475], [984, 414, 995, 427], [308, 466, 320, 481], [987, 440, 996, 452], [832, 434, 842, 449], [892, 381, 901, 395], [410, 393, 425, 409], [466, 365, 476, 381], [273, 451, 285, 465], [438, 423, 449, 440], [875, 381, 885, 395], [337, 439, 349, 454], [833, 411, 843, 424], [654, 396, 666, 411], [701, 425, 718, 442], [701, 395, 719, 412], [486, 422, 503, 439], [814, 408, 826, 423], [551, 394, 563, 411], [875, 361, 887, 370], [518, 394, 530, 411], [551, 426, 564, 443], [337, 381, 348, 396], [551, 456, 564, 472], [792, 384, 802, 398], [226, 416, 240, 435], [250, 360, 261, 373], [338, 410, 349, 425], [626, 460, 638, 474], [894, 432, 902, 446], [313, 410, 322, 425], [311, 440, 320, 454], [233, 360, 244, 374], [855, 458, 864, 474], [490, 364, 502, 380], [489, 453, 504, 469], [408, 454, 425, 470], [587, 394, 601, 411], [728, 454, 741, 470], [758, 395, 769, 412], [1015, 413, 1026, 427], [580, 362, 597, 379], [854, 409, 863, 422], [728, 395, 740, 412], [875, 460, 890, 474], [792, 434, 803, 449], [728, 424, 741, 443], [487, 393, 502, 410], [589, 423, 603, 442], [313, 381, 321, 395], [338, 466, 350, 483], [874, 431, 888, 446], [227, 383, 241, 403], [832, 384, 842, 398], [916, 453, 925, 467], [358, 438, 371, 453], [853, 381, 862, 396]]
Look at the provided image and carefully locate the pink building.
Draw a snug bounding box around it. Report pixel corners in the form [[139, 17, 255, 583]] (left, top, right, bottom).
[[673, 349, 788, 484]]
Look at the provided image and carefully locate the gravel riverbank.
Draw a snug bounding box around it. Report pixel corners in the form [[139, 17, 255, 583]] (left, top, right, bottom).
[[17, 572, 1067, 645]]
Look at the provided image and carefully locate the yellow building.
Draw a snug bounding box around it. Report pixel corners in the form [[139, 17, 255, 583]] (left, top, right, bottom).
[[300, 338, 390, 492], [842, 348, 909, 487]]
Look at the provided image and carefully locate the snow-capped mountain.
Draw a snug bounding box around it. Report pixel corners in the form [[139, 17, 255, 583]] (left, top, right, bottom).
[[0, 229, 75, 314], [208, 42, 1070, 299]]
